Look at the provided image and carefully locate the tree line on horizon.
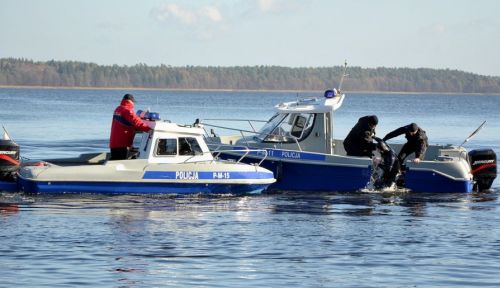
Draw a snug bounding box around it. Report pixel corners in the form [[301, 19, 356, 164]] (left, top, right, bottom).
[[0, 58, 499, 93]]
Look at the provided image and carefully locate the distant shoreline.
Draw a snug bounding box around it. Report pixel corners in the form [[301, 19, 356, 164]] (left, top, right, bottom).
[[1, 84, 499, 96], [3, 58, 499, 94]]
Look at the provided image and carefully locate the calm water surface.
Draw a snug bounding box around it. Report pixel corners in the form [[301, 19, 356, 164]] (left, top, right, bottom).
[[1, 88, 499, 287]]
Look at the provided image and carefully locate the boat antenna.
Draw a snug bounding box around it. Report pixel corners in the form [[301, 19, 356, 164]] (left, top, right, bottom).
[[338, 60, 349, 92], [149, 94, 159, 112], [2, 125, 15, 143], [459, 120, 486, 148]]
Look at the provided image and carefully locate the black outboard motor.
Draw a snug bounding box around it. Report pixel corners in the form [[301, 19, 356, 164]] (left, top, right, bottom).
[[468, 149, 497, 191], [0, 138, 20, 182]]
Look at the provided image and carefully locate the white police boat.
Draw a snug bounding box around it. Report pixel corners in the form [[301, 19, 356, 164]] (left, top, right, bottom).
[[203, 91, 496, 193], [2, 113, 275, 195]]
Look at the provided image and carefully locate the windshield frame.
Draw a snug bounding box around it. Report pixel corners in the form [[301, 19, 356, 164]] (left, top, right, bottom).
[[256, 113, 287, 141], [256, 112, 317, 143]]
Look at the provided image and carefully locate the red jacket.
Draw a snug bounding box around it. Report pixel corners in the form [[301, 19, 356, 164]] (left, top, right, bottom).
[[109, 100, 151, 148]]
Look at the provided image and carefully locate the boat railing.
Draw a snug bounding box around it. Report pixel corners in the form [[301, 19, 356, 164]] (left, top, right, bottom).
[[201, 124, 254, 146], [209, 147, 269, 166], [200, 120, 303, 151], [201, 118, 267, 133]]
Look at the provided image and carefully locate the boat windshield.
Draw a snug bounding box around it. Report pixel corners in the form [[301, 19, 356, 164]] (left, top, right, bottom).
[[256, 113, 287, 141], [257, 113, 316, 143]]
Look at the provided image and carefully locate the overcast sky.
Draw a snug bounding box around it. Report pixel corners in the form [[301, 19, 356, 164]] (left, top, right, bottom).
[[1, 0, 499, 76]]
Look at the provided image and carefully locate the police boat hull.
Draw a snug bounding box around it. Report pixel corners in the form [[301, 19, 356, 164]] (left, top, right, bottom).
[[17, 159, 274, 195], [210, 146, 474, 193]]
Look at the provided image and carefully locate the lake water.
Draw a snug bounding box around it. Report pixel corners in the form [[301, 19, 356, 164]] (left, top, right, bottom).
[[1, 88, 499, 287]]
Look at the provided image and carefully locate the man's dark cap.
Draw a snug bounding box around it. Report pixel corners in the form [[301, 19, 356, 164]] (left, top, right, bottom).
[[123, 94, 135, 103], [368, 115, 378, 125], [409, 123, 418, 132]]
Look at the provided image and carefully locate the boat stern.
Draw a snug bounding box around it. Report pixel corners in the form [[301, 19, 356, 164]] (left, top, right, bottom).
[[404, 156, 474, 193]]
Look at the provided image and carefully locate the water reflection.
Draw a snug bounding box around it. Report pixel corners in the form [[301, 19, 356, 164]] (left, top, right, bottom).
[[269, 192, 375, 216], [0, 202, 19, 215], [94, 194, 260, 287], [0, 192, 27, 215], [267, 188, 499, 218], [1, 189, 498, 219]]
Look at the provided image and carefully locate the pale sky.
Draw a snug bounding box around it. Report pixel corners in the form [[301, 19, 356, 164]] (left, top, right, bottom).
[[1, 0, 499, 76]]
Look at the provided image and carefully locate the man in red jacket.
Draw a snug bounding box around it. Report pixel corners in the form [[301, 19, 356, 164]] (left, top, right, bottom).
[[109, 94, 152, 160]]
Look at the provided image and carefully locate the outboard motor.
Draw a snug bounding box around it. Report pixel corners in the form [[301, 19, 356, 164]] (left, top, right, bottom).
[[468, 149, 497, 191], [0, 138, 20, 182]]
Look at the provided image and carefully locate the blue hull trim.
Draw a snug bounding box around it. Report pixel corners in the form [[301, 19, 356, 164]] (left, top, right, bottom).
[[0, 180, 19, 192], [405, 170, 473, 193], [220, 153, 371, 192], [142, 171, 274, 180], [262, 160, 370, 192], [17, 178, 269, 195]]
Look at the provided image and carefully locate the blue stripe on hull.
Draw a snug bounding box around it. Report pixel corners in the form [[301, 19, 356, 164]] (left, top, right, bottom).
[[405, 170, 473, 193], [0, 180, 19, 192], [142, 171, 273, 180], [17, 178, 269, 195]]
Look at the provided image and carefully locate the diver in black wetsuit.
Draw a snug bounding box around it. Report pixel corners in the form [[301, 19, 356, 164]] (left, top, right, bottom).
[[373, 137, 400, 189], [383, 123, 428, 164], [343, 115, 378, 157]]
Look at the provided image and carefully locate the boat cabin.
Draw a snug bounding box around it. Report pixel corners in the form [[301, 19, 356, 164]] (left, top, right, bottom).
[[228, 93, 345, 154], [137, 120, 214, 164]]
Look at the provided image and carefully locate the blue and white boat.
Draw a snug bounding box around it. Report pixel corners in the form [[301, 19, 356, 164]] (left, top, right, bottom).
[[203, 92, 496, 193], [4, 116, 275, 195]]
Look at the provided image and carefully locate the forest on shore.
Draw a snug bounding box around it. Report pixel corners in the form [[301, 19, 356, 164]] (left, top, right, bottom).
[[1, 58, 499, 93]]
